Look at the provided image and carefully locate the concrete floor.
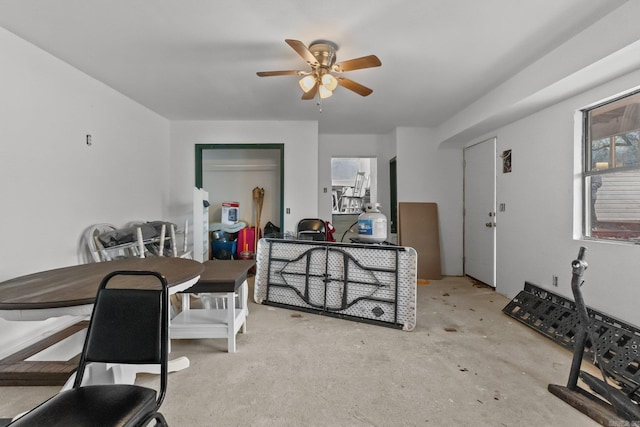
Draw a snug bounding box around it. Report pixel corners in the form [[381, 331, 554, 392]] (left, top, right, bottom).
[[0, 276, 600, 426]]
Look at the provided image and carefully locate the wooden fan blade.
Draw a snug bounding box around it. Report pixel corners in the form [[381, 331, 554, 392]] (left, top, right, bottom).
[[257, 70, 304, 77], [333, 55, 381, 72], [337, 77, 373, 96], [301, 83, 318, 100], [285, 39, 318, 67]]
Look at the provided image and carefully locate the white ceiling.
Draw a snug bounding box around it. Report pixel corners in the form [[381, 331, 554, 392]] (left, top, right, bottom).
[[0, 0, 628, 134]]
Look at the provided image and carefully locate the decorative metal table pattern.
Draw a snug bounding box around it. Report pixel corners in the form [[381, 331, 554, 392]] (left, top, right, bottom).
[[254, 239, 417, 330]]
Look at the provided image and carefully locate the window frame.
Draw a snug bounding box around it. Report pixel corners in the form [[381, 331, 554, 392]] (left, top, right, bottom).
[[582, 88, 640, 243]]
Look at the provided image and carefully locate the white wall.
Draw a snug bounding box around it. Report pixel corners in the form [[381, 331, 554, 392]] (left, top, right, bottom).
[[168, 121, 318, 235], [0, 27, 170, 281], [202, 149, 281, 228], [395, 127, 464, 276], [376, 131, 397, 237], [319, 130, 463, 276], [476, 69, 640, 326]]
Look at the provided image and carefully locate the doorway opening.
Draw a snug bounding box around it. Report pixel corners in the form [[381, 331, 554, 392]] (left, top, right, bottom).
[[331, 157, 377, 241], [195, 143, 284, 239]]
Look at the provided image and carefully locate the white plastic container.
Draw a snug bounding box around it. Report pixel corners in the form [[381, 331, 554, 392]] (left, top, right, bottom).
[[357, 203, 387, 243], [221, 201, 239, 225]]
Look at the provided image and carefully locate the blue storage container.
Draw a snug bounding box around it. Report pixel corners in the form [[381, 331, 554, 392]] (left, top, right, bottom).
[[211, 240, 237, 260]]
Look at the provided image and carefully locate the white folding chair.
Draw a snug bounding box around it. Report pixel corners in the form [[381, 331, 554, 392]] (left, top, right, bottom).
[[340, 172, 367, 213]]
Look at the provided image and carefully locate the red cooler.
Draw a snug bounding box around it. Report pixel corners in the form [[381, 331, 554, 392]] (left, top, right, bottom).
[[236, 227, 256, 258]]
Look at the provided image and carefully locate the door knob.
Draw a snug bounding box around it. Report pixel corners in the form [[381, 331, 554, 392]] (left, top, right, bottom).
[[485, 222, 495, 228]]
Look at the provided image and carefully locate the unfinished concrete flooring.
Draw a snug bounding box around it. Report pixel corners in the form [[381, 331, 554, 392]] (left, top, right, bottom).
[[0, 276, 599, 426]]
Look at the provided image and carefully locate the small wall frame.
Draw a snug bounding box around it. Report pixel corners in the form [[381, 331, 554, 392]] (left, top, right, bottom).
[[502, 149, 512, 173]]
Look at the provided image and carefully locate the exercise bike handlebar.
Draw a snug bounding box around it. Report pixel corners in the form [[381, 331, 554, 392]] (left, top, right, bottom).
[[567, 246, 590, 389]]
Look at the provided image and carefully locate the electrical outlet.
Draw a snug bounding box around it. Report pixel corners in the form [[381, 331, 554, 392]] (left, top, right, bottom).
[[286, 208, 290, 214], [552, 275, 558, 287]]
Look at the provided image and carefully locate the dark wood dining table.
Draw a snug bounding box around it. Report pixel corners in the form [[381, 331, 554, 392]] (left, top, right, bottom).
[[0, 257, 204, 386], [0, 257, 204, 312], [171, 259, 255, 353]]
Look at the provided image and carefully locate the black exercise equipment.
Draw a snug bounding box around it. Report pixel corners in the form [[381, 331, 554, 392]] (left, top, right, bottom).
[[548, 247, 640, 426]]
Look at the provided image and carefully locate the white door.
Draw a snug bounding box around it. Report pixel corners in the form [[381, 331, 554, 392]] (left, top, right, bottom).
[[464, 138, 496, 287]]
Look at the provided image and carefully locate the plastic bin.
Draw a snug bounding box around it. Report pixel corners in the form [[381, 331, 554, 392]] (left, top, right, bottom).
[[211, 240, 237, 260]]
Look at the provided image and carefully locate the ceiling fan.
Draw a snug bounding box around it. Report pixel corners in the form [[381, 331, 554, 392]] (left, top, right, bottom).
[[257, 39, 381, 100]]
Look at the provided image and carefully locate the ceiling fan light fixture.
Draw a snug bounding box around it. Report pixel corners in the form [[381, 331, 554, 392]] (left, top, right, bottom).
[[321, 73, 338, 91], [258, 39, 381, 101], [318, 85, 333, 99], [299, 75, 316, 93]]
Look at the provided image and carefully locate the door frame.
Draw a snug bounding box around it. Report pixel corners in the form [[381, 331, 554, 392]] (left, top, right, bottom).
[[195, 143, 285, 229]]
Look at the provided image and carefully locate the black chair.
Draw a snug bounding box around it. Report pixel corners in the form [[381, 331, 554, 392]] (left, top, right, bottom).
[[296, 218, 327, 241], [9, 270, 170, 427]]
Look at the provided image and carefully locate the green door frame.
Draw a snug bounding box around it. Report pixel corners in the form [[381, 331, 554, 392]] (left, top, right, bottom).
[[195, 143, 285, 229], [389, 157, 397, 234]]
